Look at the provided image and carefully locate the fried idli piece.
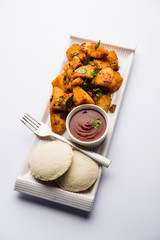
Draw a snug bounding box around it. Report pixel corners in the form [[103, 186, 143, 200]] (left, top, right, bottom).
[[92, 68, 123, 92], [50, 108, 67, 134], [92, 59, 110, 69], [106, 50, 119, 71], [72, 86, 95, 106], [51, 73, 64, 88], [63, 56, 82, 79], [50, 87, 73, 111], [66, 44, 87, 62], [51, 75, 59, 87], [91, 67, 116, 90], [71, 77, 84, 86], [81, 42, 109, 59], [92, 51, 119, 71], [93, 92, 111, 112], [51, 73, 72, 92], [72, 65, 95, 80], [110, 71, 123, 92]]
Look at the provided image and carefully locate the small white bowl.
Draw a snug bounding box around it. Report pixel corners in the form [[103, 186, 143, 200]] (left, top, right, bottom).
[[66, 104, 109, 148]]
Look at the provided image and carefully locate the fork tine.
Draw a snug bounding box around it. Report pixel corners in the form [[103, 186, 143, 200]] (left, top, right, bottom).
[[20, 118, 37, 133], [23, 114, 40, 128], [25, 113, 41, 126]]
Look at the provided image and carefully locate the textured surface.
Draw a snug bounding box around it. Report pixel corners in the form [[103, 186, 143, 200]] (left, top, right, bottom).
[[29, 141, 73, 181], [56, 150, 99, 192]]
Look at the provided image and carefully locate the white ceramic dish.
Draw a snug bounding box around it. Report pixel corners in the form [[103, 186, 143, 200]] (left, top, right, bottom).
[[14, 35, 136, 212], [66, 104, 109, 148]]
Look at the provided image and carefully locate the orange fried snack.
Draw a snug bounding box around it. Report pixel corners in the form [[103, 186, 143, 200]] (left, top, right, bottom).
[[50, 40, 123, 135]]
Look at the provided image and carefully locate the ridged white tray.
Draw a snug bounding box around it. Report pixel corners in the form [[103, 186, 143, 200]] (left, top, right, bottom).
[[14, 35, 136, 212]]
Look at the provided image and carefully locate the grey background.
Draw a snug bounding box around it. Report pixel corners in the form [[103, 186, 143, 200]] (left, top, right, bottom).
[[0, 0, 160, 239]]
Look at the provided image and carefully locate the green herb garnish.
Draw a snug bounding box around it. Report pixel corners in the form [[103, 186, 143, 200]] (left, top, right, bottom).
[[90, 119, 102, 129], [55, 98, 65, 107], [91, 67, 101, 78], [110, 63, 118, 67], [87, 60, 93, 65], [75, 68, 87, 75], [65, 95, 73, 107], [69, 52, 80, 58], [63, 75, 67, 85], [95, 40, 101, 49], [92, 88, 100, 95], [73, 51, 79, 56]]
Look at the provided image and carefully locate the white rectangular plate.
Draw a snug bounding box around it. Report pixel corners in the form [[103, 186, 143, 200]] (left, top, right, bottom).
[[14, 35, 135, 212]]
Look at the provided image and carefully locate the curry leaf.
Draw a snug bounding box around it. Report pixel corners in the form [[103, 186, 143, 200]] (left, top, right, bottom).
[[91, 67, 101, 78], [63, 75, 67, 85], [95, 40, 101, 49], [69, 52, 80, 58], [65, 95, 73, 107]]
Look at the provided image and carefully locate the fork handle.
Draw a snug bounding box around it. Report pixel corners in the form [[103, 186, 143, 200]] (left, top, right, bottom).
[[53, 134, 111, 168]]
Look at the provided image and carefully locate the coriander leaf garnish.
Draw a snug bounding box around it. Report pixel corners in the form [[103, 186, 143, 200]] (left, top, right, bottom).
[[75, 68, 87, 75], [69, 52, 80, 58], [73, 51, 79, 57], [63, 75, 67, 85], [90, 119, 95, 124], [91, 67, 101, 78], [60, 95, 65, 99], [95, 40, 101, 49], [65, 95, 73, 107], [90, 119, 102, 129], [87, 60, 93, 65]]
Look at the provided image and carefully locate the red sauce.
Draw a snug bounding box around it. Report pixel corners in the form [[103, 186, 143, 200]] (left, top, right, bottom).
[[69, 109, 106, 142]]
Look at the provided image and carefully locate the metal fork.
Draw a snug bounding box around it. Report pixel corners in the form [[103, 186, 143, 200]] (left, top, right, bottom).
[[21, 113, 111, 168]]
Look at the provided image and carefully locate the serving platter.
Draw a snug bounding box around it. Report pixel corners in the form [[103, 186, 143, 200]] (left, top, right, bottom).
[[14, 35, 136, 212]]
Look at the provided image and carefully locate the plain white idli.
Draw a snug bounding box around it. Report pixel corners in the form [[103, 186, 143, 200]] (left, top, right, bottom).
[[55, 150, 99, 192], [29, 141, 73, 181]]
